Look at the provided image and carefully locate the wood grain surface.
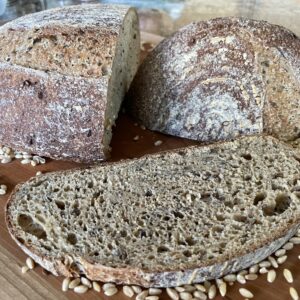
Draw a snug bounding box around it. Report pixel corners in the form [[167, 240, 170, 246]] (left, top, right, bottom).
[[0, 32, 300, 300]]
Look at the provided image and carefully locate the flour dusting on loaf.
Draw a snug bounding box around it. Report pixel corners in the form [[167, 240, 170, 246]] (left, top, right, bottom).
[[128, 17, 300, 147], [0, 4, 140, 162]]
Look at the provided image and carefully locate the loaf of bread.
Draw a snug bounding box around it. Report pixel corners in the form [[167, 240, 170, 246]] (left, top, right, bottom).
[[6, 136, 300, 287], [128, 18, 300, 148], [0, 4, 140, 163]]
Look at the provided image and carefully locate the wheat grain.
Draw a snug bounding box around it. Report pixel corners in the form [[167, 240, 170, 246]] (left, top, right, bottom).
[[62, 278, 71, 292], [166, 288, 179, 300], [290, 287, 299, 300], [105, 287, 119, 296], [267, 270, 276, 283], [123, 286, 134, 297], [74, 285, 88, 294], [239, 288, 253, 298], [283, 269, 293, 283], [26, 257, 35, 269]]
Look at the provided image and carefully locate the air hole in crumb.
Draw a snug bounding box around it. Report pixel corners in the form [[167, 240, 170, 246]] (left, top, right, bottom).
[[253, 192, 266, 205], [148, 255, 155, 260], [219, 242, 227, 249], [67, 233, 77, 245], [233, 214, 247, 223], [145, 190, 153, 197], [231, 223, 240, 230], [274, 193, 291, 214], [163, 215, 170, 221], [224, 201, 233, 208], [173, 211, 184, 219], [216, 214, 225, 221], [120, 230, 127, 237], [188, 37, 196, 46], [42, 244, 51, 251], [294, 155, 300, 163], [101, 64, 108, 76], [185, 237, 196, 246], [87, 130, 92, 137], [38, 91, 43, 99], [55, 200, 65, 210], [183, 250, 192, 257], [244, 175, 252, 181], [178, 150, 186, 157], [32, 38, 41, 44], [64, 186, 71, 192], [133, 33, 137, 39], [263, 204, 275, 216], [212, 225, 223, 232], [17, 237, 25, 244], [241, 153, 252, 160], [157, 246, 169, 253], [18, 214, 47, 240], [23, 80, 32, 87]]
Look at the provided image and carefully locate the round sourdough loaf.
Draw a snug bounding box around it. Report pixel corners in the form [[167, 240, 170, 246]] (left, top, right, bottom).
[[128, 18, 300, 147], [0, 4, 140, 163]]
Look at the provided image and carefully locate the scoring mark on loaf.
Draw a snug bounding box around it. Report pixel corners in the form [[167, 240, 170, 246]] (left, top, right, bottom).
[[128, 17, 300, 148]]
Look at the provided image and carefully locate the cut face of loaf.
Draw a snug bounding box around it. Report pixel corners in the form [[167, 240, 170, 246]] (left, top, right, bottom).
[[6, 136, 300, 287], [0, 4, 140, 162], [128, 17, 300, 149]]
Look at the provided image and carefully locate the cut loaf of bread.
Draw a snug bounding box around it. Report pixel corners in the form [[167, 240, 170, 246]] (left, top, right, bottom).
[[6, 136, 300, 287], [0, 4, 140, 162], [128, 18, 300, 149]]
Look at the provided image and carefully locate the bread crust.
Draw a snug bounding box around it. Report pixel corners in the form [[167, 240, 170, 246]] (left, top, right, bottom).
[[128, 17, 300, 147], [5, 135, 300, 287], [0, 4, 139, 163]]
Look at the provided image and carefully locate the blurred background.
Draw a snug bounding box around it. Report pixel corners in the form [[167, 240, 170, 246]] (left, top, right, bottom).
[[0, 0, 299, 37]]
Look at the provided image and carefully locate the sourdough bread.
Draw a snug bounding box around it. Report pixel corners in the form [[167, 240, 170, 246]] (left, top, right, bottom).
[[0, 4, 140, 162], [6, 136, 300, 287], [128, 18, 300, 149]]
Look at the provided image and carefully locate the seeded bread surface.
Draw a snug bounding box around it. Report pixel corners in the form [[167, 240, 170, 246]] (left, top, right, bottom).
[[0, 4, 140, 162], [128, 17, 300, 149], [6, 136, 300, 287]]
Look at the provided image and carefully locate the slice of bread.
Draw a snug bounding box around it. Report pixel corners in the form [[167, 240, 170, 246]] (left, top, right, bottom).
[[128, 17, 300, 150], [6, 136, 300, 287], [0, 4, 140, 162]]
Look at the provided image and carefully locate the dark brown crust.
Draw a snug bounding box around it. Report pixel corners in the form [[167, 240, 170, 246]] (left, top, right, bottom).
[[128, 17, 300, 146], [5, 135, 300, 287], [0, 4, 138, 163], [0, 63, 107, 163]]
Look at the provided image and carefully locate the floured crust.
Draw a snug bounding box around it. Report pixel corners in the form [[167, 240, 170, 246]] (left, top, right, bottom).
[[0, 62, 107, 162], [128, 17, 300, 147], [0, 4, 130, 78], [5, 136, 300, 287], [0, 4, 140, 163]]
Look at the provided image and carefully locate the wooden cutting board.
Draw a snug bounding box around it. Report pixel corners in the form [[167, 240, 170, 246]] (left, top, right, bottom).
[[0, 32, 300, 300]]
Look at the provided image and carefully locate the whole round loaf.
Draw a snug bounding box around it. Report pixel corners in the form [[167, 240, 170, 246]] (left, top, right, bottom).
[[128, 17, 300, 147]]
